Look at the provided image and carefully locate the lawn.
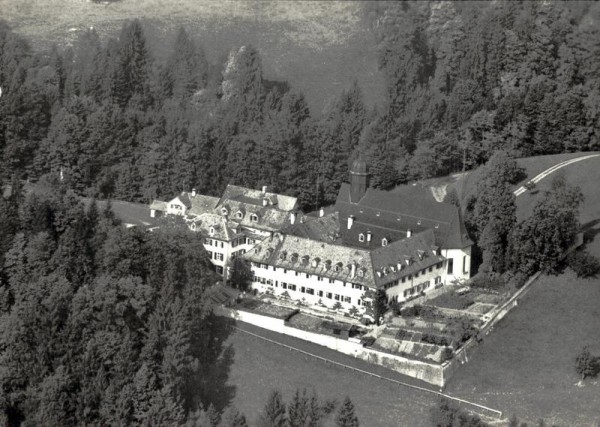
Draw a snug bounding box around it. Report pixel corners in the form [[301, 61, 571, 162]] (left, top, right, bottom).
[[445, 270, 600, 426], [515, 154, 600, 223], [225, 322, 441, 427], [427, 290, 475, 311]]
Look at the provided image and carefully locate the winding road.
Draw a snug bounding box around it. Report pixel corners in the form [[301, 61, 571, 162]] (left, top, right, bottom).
[[513, 153, 600, 197]]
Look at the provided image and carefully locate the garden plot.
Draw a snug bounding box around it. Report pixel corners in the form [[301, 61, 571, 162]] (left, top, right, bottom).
[[236, 299, 298, 320]]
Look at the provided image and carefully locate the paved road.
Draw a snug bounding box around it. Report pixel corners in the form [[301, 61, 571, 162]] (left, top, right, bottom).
[[513, 153, 600, 197]]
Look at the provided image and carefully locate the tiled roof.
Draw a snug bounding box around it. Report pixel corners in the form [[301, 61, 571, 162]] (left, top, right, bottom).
[[243, 229, 444, 290], [149, 200, 167, 211], [188, 194, 220, 215], [190, 213, 245, 242], [220, 199, 293, 232], [220, 184, 298, 212], [369, 229, 445, 287], [335, 183, 472, 249], [282, 212, 341, 244]]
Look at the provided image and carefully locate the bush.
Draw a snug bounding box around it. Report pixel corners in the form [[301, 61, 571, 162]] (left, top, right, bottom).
[[421, 333, 450, 347], [470, 272, 504, 290], [568, 250, 600, 278], [503, 270, 528, 289], [440, 347, 454, 363]]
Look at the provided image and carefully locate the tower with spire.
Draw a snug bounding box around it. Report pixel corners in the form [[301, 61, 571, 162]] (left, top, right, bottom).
[[349, 155, 368, 203]]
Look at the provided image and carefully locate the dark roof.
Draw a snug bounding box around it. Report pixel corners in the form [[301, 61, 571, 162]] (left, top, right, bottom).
[[283, 212, 340, 244], [335, 183, 472, 249]]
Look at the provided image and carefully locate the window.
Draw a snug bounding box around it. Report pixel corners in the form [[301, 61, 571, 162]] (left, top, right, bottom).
[[334, 294, 340, 301], [215, 266, 223, 274], [408, 275, 412, 280], [272, 266, 277, 271], [415, 271, 419, 278], [306, 288, 315, 295], [236, 211, 243, 219], [329, 278, 335, 283], [295, 271, 299, 276], [403, 290, 409, 297], [357, 300, 362, 306], [220, 242, 224, 248], [207, 251, 213, 259], [317, 276, 323, 281], [382, 238, 388, 246], [282, 282, 287, 289], [267, 279, 273, 286], [300, 287, 306, 293], [344, 296, 351, 303], [358, 233, 365, 242], [429, 266, 433, 273], [436, 262, 443, 269], [447, 258, 454, 274], [463, 255, 467, 273], [435, 276, 441, 284], [250, 213, 258, 222], [318, 291, 324, 297], [289, 284, 297, 291], [305, 273, 311, 279], [326, 292, 333, 299], [216, 253, 224, 261]]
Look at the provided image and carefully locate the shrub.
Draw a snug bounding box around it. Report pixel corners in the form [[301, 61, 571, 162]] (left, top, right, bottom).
[[575, 346, 600, 381], [470, 272, 504, 290], [568, 250, 600, 278], [421, 333, 450, 347], [440, 347, 454, 363]]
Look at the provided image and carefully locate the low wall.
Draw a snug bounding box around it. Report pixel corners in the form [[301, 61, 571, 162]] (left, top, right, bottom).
[[217, 306, 446, 387]]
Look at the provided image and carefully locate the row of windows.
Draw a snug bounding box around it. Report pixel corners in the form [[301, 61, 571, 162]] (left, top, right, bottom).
[[205, 238, 224, 248], [402, 280, 431, 297], [207, 251, 224, 261], [251, 264, 365, 289], [254, 277, 359, 305]]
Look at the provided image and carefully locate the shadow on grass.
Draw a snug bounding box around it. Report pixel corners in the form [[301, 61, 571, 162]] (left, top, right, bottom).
[[581, 218, 600, 243], [188, 314, 237, 414]]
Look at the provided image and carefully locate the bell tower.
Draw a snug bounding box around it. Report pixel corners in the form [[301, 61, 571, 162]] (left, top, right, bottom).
[[349, 155, 368, 203]]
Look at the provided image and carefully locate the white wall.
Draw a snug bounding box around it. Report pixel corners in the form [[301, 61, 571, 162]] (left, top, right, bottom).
[[443, 247, 471, 283], [250, 264, 370, 312], [384, 262, 446, 303], [166, 197, 187, 216]]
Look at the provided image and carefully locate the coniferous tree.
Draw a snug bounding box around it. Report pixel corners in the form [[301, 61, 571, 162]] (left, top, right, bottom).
[[335, 396, 359, 427]]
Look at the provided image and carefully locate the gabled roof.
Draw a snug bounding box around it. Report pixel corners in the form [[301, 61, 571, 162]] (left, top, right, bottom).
[[335, 183, 472, 249], [243, 229, 446, 289], [282, 212, 341, 244], [188, 194, 220, 215], [220, 184, 298, 212], [149, 200, 167, 211]]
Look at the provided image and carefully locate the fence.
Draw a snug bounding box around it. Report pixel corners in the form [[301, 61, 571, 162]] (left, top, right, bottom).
[[234, 325, 503, 420]]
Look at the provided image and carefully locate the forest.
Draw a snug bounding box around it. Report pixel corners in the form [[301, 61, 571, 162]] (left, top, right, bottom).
[[1, 1, 600, 425], [0, 1, 599, 212]]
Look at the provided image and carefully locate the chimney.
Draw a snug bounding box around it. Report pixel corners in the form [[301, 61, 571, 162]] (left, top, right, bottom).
[[367, 231, 372, 242], [262, 185, 268, 194], [319, 208, 324, 217], [347, 215, 354, 230], [191, 188, 197, 197], [290, 212, 296, 224], [350, 262, 356, 278], [262, 198, 268, 207], [407, 229, 412, 238]]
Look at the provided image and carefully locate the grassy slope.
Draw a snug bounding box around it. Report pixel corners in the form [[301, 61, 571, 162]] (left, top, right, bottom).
[[0, 0, 385, 113], [445, 155, 600, 425], [225, 323, 436, 427]]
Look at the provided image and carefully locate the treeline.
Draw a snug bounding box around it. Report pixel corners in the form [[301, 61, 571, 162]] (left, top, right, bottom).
[[0, 175, 235, 425], [1, 1, 600, 211]]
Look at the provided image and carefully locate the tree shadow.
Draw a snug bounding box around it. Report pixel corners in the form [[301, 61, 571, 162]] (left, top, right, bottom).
[[189, 314, 237, 415]]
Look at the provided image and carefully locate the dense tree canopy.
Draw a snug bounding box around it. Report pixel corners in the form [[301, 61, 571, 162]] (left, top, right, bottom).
[[1, 2, 599, 211]]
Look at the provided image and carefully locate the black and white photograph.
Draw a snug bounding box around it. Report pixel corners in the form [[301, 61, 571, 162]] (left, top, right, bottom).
[[0, 1, 599, 425]]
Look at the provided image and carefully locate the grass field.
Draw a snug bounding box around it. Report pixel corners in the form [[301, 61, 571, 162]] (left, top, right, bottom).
[[445, 270, 600, 426], [225, 323, 441, 427], [0, 0, 385, 113], [445, 153, 600, 425]]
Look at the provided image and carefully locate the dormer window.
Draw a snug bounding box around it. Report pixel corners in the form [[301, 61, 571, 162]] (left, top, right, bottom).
[[358, 233, 365, 242], [250, 213, 258, 222], [302, 255, 309, 265], [334, 262, 342, 272], [312, 257, 320, 268], [324, 260, 331, 270], [221, 207, 228, 216], [417, 219, 422, 225], [265, 248, 273, 257], [236, 211, 243, 219], [382, 238, 388, 247], [390, 265, 396, 272], [209, 226, 215, 236], [358, 268, 364, 278], [291, 253, 299, 262], [190, 223, 197, 231], [279, 251, 287, 260]]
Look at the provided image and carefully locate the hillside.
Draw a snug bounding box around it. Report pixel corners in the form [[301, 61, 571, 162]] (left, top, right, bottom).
[[0, 0, 385, 113]]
